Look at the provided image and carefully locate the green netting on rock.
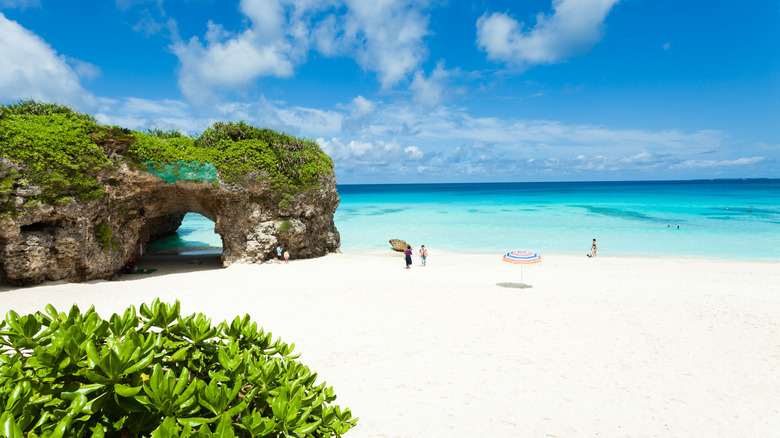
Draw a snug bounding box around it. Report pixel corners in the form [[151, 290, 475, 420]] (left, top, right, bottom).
[[143, 160, 218, 184]]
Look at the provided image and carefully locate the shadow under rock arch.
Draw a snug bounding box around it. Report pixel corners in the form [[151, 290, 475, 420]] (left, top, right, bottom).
[[127, 212, 224, 280]]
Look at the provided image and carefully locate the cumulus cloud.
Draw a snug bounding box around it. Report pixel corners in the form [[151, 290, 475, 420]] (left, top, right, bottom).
[[167, 0, 345, 104], [314, 0, 432, 87], [312, 1, 434, 88], [410, 62, 450, 108], [341, 95, 377, 132], [476, 0, 620, 68], [404, 145, 423, 160], [339, 0, 431, 88], [167, 0, 432, 103], [0, 13, 95, 108], [170, 18, 300, 104]]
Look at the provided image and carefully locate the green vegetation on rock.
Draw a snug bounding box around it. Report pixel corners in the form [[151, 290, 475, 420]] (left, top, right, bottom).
[[95, 220, 121, 251], [0, 299, 358, 437], [0, 102, 113, 207], [128, 121, 334, 191], [0, 100, 335, 218], [278, 220, 293, 234]]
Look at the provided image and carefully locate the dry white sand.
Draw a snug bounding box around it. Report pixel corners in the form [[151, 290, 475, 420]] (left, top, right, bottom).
[[2, 250, 779, 437]]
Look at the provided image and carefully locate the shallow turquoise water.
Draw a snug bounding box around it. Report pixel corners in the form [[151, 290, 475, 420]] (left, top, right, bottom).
[[146, 213, 222, 254], [335, 180, 780, 260], [148, 179, 780, 261]]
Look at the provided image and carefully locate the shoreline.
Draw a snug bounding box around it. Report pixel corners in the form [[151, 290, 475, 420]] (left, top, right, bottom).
[[1, 250, 779, 436], [342, 246, 780, 263]]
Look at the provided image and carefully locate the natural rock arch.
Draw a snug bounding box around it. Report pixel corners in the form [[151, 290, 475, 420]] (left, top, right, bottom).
[[0, 102, 340, 286], [0, 162, 340, 286]]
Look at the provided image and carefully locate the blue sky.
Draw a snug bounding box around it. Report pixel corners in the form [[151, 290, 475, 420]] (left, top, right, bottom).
[[1, 0, 778, 184]]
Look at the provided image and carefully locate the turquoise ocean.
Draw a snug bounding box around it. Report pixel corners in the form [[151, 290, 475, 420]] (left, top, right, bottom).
[[149, 179, 780, 261]]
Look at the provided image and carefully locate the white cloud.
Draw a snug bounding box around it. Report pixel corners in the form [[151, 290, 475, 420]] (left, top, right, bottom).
[[404, 145, 423, 160], [168, 0, 333, 104], [0, 0, 40, 8], [0, 13, 95, 108], [663, 42, 671, 50], [669, 157, 764, 170], [170, 18, 298, 104], [410, 62, 450, 108], [88, 92, 772, 183], [341, 95, 377, 132], [132, 15, 177, 37], [476, 0, 620, 68], [66, 57, 101, 80], [340, 0, 431, 88], [347, 139, 373, 156], [134, 0, 432, 102], [115, 0, 162, 12], [298, 0, 433, 88], [351, 95, 376, 116]]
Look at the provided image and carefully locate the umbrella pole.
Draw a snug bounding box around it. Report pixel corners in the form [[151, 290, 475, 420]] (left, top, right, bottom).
[[520, 264, 523, 284]]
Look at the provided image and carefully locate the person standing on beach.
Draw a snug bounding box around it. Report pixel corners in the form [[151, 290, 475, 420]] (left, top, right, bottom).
[[590, 239, 597, 257], [404, 245, 413, 269], [419, 245, 428, 266], [277, 246, 282, 263], [284, 250, 290, 264]]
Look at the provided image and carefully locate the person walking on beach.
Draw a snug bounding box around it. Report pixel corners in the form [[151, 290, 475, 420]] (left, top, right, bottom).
[[419, 245, 428, 266], [284, 250, 290, 264], [404, 245, 413, 269], [590, 239, 597, 257]]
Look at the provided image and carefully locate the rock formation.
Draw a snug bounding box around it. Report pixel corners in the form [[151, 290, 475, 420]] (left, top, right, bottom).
[[389, 239, 408, 252], [0, 163, 340, 286], [0, 105, 340, 286]]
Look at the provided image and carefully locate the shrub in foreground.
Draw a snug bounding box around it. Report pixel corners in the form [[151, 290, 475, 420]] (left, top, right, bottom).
[[0, 299, 357, 437]]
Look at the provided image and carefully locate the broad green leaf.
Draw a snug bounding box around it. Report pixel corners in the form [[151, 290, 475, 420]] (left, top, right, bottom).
[[0, 412, 24, 438], [293, 419, 321, 435], [89, 423, 106, 438], [114, 383, 143, 397], [213, 414, 235, 438], [85, 341, 100, 368], [84, 370, 112, 385], [61, 383, 105, 400], [170, 346, 190, 362], [122, 352, 154, 376]]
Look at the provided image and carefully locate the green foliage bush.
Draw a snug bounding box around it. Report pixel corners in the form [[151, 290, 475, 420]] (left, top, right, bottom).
[[0, 101, 78, 117], [146, 129, 185, 139], [0, 100, 335, 213], [0, 102, 110, 205], [127, 122, 334, 192], [0, 299, 357, 437]]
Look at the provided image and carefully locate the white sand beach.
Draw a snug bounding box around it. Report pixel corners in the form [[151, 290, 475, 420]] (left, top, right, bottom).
[[1, 250, 779, 437]]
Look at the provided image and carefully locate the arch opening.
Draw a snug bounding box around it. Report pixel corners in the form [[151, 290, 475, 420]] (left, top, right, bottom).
[[146, 213, 223, 256]]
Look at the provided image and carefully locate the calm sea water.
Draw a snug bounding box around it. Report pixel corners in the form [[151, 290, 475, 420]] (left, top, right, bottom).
[[150, 179, 780, 261]]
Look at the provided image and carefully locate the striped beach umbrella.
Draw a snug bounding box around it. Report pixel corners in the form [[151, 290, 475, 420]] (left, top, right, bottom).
[[501, 250, 542, 287]]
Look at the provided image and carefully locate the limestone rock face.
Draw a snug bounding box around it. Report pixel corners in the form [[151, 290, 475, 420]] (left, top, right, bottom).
[[0, 164, 340, 286]]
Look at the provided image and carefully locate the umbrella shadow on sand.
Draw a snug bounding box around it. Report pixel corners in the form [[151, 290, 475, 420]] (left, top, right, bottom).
[[499, 250, 542, 289], [496, 282, 533, 289]]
